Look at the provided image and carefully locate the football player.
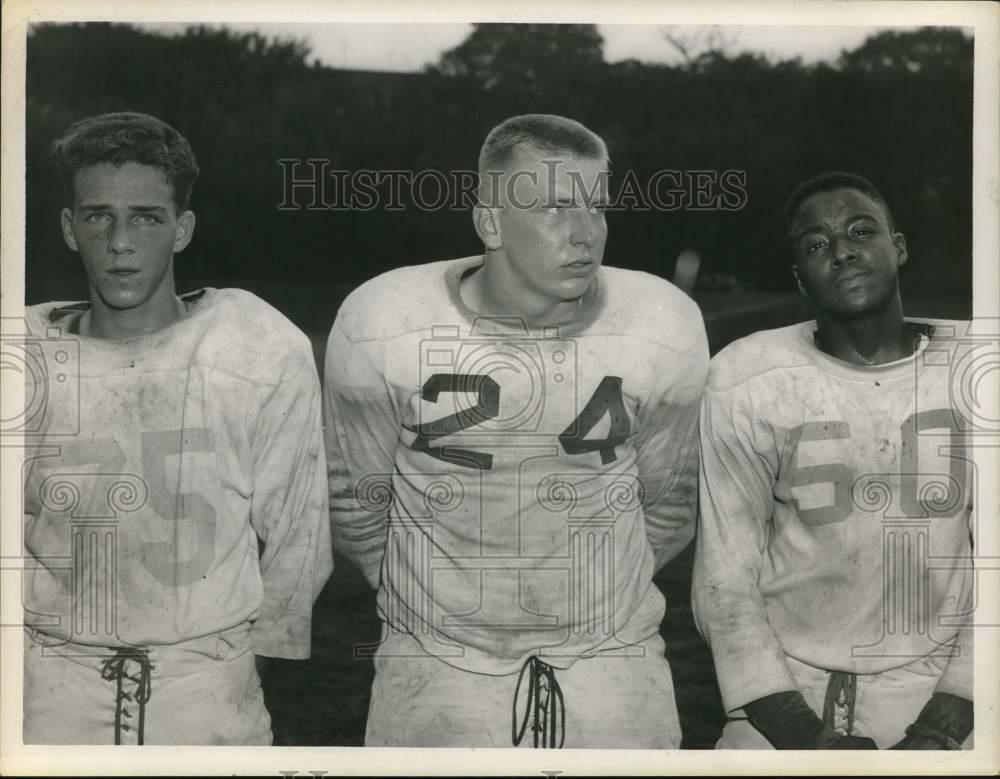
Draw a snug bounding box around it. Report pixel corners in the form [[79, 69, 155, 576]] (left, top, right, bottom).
[[21, 112, 333, 744], [692, 171, 974, 749], [324, 113, 709, 747]]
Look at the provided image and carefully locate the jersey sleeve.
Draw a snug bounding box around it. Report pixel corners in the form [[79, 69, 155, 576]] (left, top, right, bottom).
[[934, 509, 975, 701], [691, 377, 798, 712], [936, 613, 974, 701], [323, 313, 399, 589], [248, 340, 333, 660], [635, 319, 709, 572]]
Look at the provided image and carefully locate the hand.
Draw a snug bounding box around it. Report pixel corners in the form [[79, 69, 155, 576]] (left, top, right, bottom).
[[890, 693, 973, 750], [824, 733, 879, 749], [891, 733, 946, 750], [745, 691, 878, 749]]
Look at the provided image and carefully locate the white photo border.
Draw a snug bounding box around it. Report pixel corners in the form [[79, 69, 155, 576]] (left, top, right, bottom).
[[2, 0, 997, 775]]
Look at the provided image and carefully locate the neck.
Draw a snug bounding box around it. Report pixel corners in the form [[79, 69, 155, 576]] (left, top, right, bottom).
[[84, 282, 183, 340], [814, 296, 915, 366], [466, 255, 588, 327]]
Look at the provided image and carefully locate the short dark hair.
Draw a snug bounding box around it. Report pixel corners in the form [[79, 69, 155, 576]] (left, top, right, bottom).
[[478, 114, 607, 202], [51, 111, 200, 212], [785, 171, 895, 239]]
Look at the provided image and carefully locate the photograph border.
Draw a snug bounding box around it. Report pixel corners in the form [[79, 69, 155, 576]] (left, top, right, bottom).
[[2, 0, 997, 775]]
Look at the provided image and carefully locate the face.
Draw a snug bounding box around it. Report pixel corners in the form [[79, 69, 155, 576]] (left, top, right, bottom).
[[61, 162, 195, 313], [790, 187, 907, 319], [481, 147, 609, 304]]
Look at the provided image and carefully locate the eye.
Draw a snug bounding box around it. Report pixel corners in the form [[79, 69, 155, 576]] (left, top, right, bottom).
[[853, 227, 874, 238], [83, 212, 110, 224], [133, 214, 162, 225], [804, 240, 827, 256]]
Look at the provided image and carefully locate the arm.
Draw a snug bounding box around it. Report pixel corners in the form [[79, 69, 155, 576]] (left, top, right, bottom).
[[323, 314, 399, 589], [936, 622, 973, 702], [933, 507, 974, 702], [691, 379, 799, 711], [249, 341, 334, 660], [892, 513, 974, 749], [691, 380, 878, 748], [635, 321, 709, 572]]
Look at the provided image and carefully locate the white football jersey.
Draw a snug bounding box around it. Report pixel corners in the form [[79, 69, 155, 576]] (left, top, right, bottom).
[[22, 288, 333, 659], [693, 320, 974, 713], [324, 256, 709, 674]]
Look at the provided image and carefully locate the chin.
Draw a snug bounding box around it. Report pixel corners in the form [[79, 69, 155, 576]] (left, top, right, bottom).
[[826, 300, 886, 321], [557, 279, 594, 300], [97, 289, 148, 312], [813, 288, 894, 320]]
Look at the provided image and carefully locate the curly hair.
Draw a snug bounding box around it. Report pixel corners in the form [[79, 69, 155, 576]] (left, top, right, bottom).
[[784, 171, 895, 241], [51, 112, 200, 212]]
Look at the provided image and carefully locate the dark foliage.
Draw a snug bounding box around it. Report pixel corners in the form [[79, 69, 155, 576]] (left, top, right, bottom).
[[27, 23, 972, 318]]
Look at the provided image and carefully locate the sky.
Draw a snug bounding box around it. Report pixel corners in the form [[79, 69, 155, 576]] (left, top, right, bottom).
[[144, 23, 904, 72]]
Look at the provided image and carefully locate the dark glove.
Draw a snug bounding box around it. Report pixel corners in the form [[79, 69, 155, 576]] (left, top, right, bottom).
[[891, 693, 973, 750], [745, 691, 878, 750]]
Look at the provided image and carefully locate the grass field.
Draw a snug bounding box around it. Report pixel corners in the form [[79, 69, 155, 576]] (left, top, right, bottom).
[[259, 287, 969, 748]]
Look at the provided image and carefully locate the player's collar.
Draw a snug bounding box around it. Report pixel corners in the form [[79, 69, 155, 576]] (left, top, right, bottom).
[[444, 255, 606, 336], [799, 319, 934, 380], [47, 288, 212, 339]]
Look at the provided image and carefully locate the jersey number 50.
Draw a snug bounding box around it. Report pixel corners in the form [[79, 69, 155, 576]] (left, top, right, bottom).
[[789, 410, 968, 526]]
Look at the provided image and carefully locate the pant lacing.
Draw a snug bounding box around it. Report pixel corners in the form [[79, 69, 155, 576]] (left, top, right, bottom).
[[100, 648, 153, 745], [512, 655, 565, 748], [822, 670, 857, 737]]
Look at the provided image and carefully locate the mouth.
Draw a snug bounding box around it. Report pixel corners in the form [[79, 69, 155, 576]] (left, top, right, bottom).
[[835, 269, 872, 287], [107, 268, 140, 278], [563, 259, 594, 270]]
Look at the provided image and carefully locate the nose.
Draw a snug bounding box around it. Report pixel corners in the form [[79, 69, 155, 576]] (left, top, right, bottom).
[[107, 218, 136, 255], [570, 208, 604, 248], [829, 236, 857, 269]]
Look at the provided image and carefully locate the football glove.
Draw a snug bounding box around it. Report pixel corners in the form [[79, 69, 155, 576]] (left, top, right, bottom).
[[744, 691, 877, 750], [890, 692, 972, 750]]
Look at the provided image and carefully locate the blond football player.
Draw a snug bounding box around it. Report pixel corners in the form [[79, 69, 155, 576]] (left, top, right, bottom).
[[324, 114, 709, 747]]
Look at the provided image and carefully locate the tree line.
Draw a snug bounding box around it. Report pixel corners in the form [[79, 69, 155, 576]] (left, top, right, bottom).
[[26, 23, 972, 320]]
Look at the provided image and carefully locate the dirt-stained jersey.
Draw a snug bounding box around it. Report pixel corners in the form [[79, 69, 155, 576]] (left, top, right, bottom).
[[693, 320, 974, 713], [324, 256, 709, 675], [22, 288, 333, 659]]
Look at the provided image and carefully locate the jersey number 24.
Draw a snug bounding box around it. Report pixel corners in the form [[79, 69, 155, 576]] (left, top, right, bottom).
[[404, 373, 630, 470]]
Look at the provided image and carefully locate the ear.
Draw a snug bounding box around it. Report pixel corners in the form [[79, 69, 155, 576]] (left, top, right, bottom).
[[174, 210, 196, 253], [473, 204, 502, 251], [892, 231, 908, 269], [60, 208, 78, 252], [791, 264, 807, 297]]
